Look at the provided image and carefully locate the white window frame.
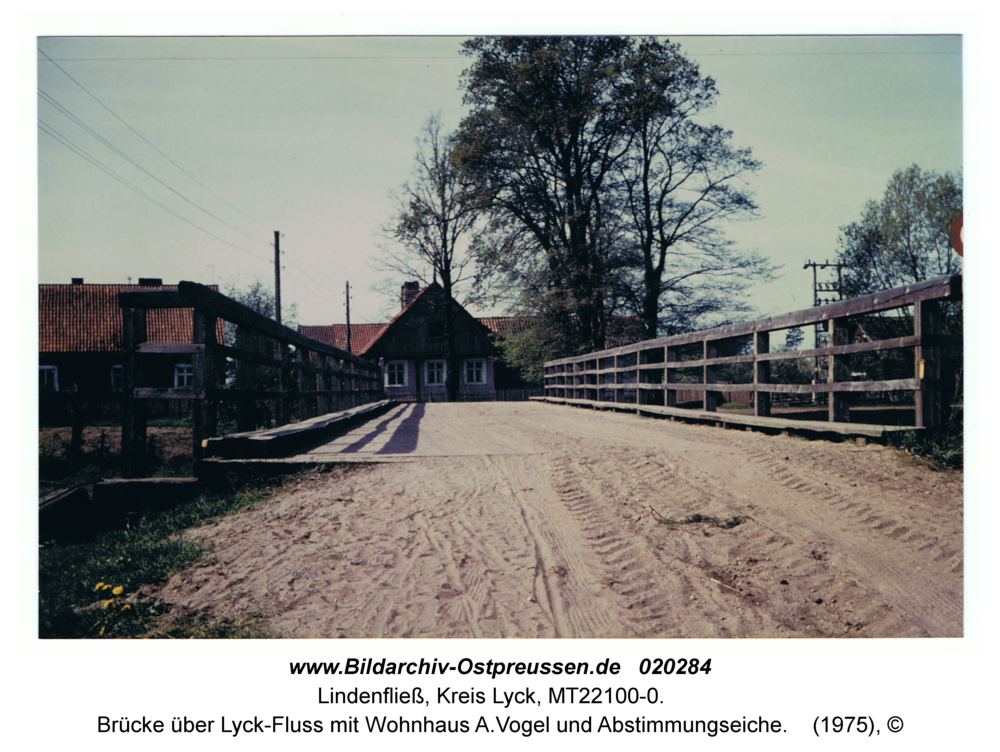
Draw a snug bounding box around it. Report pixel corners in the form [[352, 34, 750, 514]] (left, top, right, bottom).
[[174, 363, 194, 388], [385, 361, 408, 388], [425, 360, 446, 386], [110, 364, 123, 392], [464, 358, 486, 385], [39, 365, 59, 392]]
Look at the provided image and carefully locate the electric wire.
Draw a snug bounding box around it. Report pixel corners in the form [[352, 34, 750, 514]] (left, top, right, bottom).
[[38, 87, 271, 248], [39, 119, 272, 265], [38, 46, 276, 234]]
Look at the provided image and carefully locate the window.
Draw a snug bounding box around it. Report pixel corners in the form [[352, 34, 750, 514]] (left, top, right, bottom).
[[39, 365, 58, 392], [174, 363, 194, 388], [426, 360, 446, 385], [464, 359, 485, 385], [110, 365, 123, 391], [385, 361, 407, 387]]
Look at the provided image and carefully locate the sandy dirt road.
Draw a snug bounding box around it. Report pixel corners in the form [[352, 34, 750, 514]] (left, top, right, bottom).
[[158, 402, 963, 638]]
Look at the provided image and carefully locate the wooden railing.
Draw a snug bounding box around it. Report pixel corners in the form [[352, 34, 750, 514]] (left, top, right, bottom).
[[542, 275, 961, 433], [119, 281, 384, 477]]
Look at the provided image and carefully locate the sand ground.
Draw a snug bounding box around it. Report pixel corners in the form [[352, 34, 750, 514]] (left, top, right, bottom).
[[155, 402, 963, 638]]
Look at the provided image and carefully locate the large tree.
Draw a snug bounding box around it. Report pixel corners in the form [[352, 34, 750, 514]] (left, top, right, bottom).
[[379, 114, 482, 401], [454, 36, 770, 352], [615, 38, 772, 337], [454, 36, 638, 352], [836, 165, 962, 297]]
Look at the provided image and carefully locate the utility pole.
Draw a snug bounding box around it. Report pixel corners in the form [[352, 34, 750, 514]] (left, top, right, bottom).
[[274, 230, 282, 326], [803, 259, 845, 400], [345, 281, 352, 354]]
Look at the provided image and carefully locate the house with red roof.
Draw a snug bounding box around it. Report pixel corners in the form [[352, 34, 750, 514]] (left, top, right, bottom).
[[38, 278, 221, 400], [302, 282, 504, 400], [300, 282, 646, 400]]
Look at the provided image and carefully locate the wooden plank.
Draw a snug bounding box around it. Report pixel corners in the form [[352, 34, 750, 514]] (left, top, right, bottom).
[[537, 397, 915, 437], [136, 342, 205, 354], [177, 281, 379, 370], [755, 330, 771, 417], [118, 289, 185, 310], [631, 378, 920, 394], [192, 308, 219, 459], [668, 353, 756, 368], [828, 317, 851, 422], [235, 324, 257, 432], [914, 299, 943, 428], [756, 336, 922, 361], [544, 275, 959, 367], [135, 387, 206, 399], [121, 307, 147, 478]]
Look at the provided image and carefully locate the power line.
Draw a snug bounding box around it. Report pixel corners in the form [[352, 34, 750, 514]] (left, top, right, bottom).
[[38, 46, 276, 234], [39, 119, 271, 265], [39, 87, 271, 249]]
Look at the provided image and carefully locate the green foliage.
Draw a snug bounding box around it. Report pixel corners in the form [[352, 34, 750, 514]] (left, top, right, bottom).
[[887, 428, 963, 472], [224, 277, 298, 328], [837, 165, 962, 297], [455, 36, 771, 347], [39, 486, 273, 639], [493, 317, 584, 386]]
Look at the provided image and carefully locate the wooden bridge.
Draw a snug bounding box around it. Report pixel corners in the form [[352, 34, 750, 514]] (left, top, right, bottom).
[[117, 275, 960, 478], [539, 275, 961, 439], [118, 281, 385, 478]]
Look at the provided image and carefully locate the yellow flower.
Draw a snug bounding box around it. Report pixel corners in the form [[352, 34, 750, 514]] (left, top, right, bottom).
[[99, 626, 105, 635], [102, 599, 114, 609], [94, 582, 105, 590], [112, 586, 123, 595], [102, 584, 111, 590], [122, 605, 131, 611]]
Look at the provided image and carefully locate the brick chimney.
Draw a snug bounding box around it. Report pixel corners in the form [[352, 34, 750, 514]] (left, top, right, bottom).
[[401, 281, 421, 310], [138, 278, 163, 286]]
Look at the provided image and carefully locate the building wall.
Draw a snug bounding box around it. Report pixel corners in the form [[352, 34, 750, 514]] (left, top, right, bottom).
[[382, 356, 495, 398]]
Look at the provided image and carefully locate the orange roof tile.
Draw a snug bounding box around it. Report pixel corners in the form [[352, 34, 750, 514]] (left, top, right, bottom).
[[299, 323, 386, 354], [39, 283, 221, 353]]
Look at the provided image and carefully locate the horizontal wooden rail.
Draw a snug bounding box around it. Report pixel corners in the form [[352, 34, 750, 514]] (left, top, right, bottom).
[[119, 281, 385, 476], [542, 274, 960, 431]]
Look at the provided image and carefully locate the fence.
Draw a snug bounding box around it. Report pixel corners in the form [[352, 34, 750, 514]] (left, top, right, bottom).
[[392, 388, 544, 403], [119, 281, 384, 477], [542, 275, 960, 433]]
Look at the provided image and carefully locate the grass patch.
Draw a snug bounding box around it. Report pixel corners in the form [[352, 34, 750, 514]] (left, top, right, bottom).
[[720, 401, 751, 411], [39, 485, 274, 639], [150, 614, 279, 639], [888, 428, 963, 471]]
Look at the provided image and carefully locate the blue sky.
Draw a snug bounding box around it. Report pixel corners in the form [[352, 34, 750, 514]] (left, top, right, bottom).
[[34, 33, 963, 327]]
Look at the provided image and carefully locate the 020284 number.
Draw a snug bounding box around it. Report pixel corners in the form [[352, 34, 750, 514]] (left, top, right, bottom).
[[638, 658, 712, 675]]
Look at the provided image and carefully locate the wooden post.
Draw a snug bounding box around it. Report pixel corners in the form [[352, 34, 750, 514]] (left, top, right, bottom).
[[704, 339, 720, 412], [297, 347, 315, 420], [914, 299, 943, 428], [275, 339, 291, 427], [828, 316, 851, 422], [235, 324, 257, 432], [665, 346, 677, 407], [316, 352, 330, 416], [755, 330, 772, 417], [121, 307, 147, 478], [192, 307, 219, 458]]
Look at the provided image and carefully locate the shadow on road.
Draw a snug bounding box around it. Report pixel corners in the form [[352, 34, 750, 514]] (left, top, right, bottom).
[[334, 404, 410, 454], [376, 403, 425, 455]]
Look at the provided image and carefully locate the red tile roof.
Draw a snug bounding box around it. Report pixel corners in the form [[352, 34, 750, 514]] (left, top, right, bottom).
[[39, 283, 221, 353], [299, 323, 387, 354], [479, 316, 537, 339]]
